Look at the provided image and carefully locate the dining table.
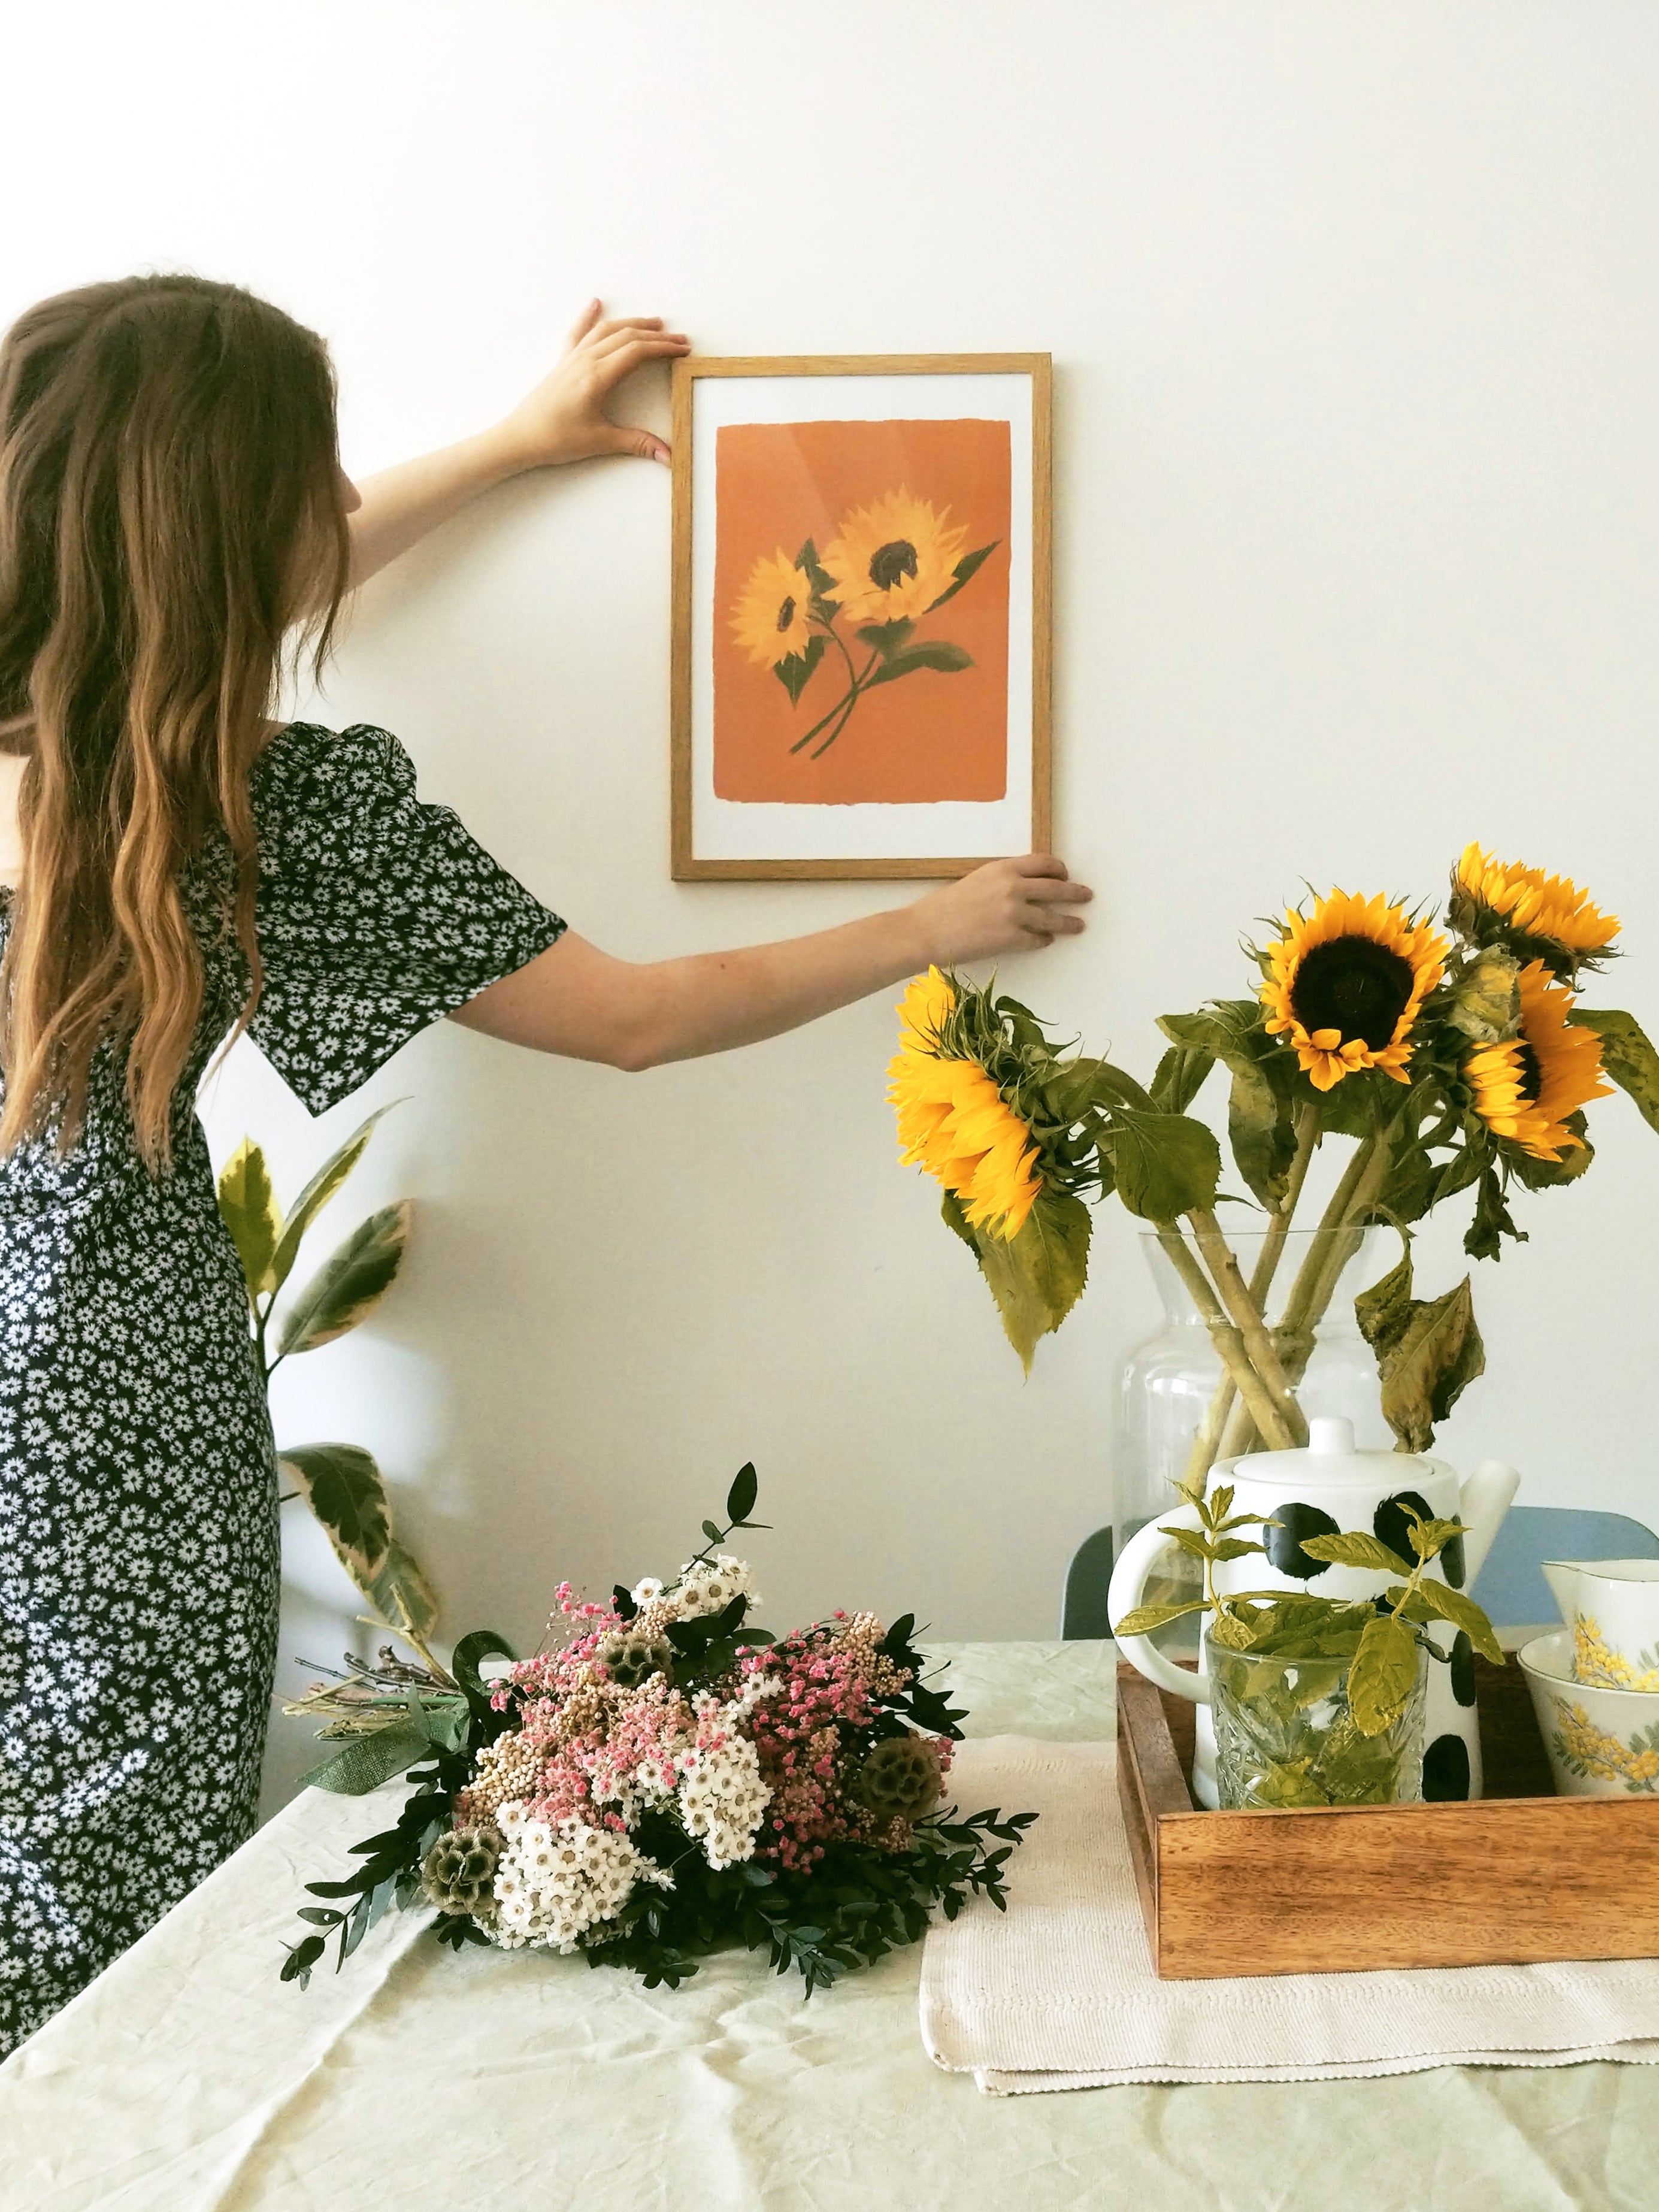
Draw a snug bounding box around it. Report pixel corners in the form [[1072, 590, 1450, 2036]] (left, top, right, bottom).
[[4, 1638, 1656, 2211]]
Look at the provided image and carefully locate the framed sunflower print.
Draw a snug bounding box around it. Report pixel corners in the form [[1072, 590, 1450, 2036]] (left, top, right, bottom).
[[669, 353, 1052, 880]]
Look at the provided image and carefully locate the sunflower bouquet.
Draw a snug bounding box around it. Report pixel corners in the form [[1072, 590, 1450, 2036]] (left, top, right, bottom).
[[278, 1467, 1033, 1998], [889, 847, 1658, 1481], [731, 489, 998, 759]]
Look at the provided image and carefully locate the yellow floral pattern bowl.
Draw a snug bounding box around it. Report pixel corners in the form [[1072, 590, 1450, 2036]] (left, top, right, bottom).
[[1518, 1628, 1659, 1797]]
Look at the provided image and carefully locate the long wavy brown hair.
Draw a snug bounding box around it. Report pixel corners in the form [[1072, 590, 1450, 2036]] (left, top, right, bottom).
[[0, 274, 351, 1168]]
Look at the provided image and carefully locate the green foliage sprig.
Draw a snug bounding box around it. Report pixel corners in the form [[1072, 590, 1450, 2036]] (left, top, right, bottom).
[[1113, 1474, 1503, 1741]]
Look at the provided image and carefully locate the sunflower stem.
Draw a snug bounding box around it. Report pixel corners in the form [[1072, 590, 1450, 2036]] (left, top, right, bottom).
[[1155, 1226, 1298, 1453], [1186, 1209, 1307, 1450], [1180, 1102, 1321, 1487]]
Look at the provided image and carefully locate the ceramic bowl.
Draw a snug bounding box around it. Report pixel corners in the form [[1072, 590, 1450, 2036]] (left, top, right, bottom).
[[1518, 1628, 1659, 1799]]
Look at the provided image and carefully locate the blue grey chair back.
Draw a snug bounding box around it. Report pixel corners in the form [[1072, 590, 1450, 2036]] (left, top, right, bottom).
[[1061, 1527, 1116, 1639], [1469, 1505, 1659, 1627]]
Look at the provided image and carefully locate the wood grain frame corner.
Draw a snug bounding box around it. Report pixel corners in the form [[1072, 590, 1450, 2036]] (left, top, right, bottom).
[[670, 352, 1053, 883]]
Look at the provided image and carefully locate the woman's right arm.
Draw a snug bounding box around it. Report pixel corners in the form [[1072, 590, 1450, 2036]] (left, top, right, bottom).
[[449, 855, 1092, 1070]]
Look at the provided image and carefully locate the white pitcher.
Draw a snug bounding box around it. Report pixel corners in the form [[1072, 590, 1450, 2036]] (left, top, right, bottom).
[[1541, 1559, 1659, 1692], [1108, 1416, 1519, 1808]]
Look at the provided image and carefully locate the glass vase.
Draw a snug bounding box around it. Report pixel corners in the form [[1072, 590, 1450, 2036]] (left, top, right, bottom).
[[1112, 1226, 1392, 1549], [1209, 1639, 1430, 1809]]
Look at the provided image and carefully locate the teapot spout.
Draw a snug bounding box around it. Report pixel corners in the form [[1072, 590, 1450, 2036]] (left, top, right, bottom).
[[1457, 1458, 1520, 1588]]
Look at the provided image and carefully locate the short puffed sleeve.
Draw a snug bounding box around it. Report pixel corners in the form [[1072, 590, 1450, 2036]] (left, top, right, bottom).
[[247, 722, 565, 1114]]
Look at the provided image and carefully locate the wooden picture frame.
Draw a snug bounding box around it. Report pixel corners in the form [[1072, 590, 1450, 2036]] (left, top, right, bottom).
[[670, 353, 1052, 881]]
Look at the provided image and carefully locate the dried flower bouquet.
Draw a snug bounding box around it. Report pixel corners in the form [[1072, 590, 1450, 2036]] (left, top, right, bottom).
[[280, 1466, 1034, 1996]]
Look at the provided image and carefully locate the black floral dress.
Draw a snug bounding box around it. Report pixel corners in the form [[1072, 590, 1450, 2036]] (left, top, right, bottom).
[[0, 723, 564, 2054]]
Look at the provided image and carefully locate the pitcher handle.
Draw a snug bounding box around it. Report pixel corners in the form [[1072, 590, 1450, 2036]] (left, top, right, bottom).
[[1107, 1502, 1212, 1705]]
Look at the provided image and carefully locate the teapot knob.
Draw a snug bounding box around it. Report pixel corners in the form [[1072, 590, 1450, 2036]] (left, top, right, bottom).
[[1307, 1415, 1355, 1456]]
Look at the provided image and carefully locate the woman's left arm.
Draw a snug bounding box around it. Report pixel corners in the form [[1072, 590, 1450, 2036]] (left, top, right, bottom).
[[344, 301, 689, 588]]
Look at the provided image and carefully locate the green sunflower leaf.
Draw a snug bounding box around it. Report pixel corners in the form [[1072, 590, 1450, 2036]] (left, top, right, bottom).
[[971, 1187, 1091, 1373], [1157, 1003, 1296, 1211], [1354, 1243, 1485, 1451], [864, 641, 974, 688], [773, 633, 827, 708], [924, 540, 1000, 615], [1151, 1043, 1216, 1115], [1566, 1008, 1659, 1134], [855, 618, 914, 659], [940, 1186, 980, 1254], [1465, 1164, 1525, 1261], [1106, 1107, 1221, 1222]]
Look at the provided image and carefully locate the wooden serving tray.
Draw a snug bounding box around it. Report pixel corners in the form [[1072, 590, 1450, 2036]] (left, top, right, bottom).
[[1116, 1656, 1659, 1978]]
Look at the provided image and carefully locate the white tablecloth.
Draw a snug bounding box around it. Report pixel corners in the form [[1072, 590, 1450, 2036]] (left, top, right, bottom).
[[5, 1641, 1658, 2211]]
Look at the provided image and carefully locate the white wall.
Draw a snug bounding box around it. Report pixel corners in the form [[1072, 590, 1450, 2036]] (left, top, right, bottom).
[[7, 5, 1659, 1720]]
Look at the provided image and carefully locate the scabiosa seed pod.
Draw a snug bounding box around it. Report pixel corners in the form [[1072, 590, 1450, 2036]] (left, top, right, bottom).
[[594, 1632, 674, 1689], [422, 1826, 504, 1917], [856, 1733, 943, 1821]]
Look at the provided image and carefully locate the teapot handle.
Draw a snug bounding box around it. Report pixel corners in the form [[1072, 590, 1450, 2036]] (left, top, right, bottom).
[[1457, 1458, 1521, 1590], [1107, 1503, 1212, 1705]]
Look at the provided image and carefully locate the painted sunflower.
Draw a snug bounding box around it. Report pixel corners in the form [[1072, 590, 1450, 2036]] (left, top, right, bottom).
[[888, 969, 1042, 1239], [822, 489, 966, 627], [1451, 844, 1619, 976], [1261, 891, 1449, 1091], [730, 549, 816, 668], [1463, 960, 1613, 1161]]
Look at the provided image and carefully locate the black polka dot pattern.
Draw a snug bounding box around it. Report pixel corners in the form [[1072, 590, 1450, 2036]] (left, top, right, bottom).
[[0, 724, 564, 2054], [1422, 1733, 1473, 1802], [1263, 1501, 1340, 1581]]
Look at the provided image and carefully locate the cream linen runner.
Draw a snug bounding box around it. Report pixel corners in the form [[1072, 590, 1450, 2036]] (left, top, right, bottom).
[[919, 1736, 1659, 2094]]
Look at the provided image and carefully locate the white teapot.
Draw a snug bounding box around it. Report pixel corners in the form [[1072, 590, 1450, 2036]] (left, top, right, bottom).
[[1107, 1416, 1519, 1808]]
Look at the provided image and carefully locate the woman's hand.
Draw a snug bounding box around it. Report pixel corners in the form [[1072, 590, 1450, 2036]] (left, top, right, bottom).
[[492, 300, 691, 471], [906, 855, 1093, 967]]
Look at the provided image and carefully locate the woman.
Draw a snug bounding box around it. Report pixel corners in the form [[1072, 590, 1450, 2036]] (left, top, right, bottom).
[[0, 274, 1090, 2051]]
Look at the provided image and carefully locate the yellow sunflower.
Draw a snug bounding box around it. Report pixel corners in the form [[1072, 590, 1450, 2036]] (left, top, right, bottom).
[[1464, 960, 1613, 1160], [822, 489, 966, 627], [1261, 891, 1449, 1091], [888, 969, 1042, 1239], [730, 549, 816, 668], [1452, 844, 1619, 972]]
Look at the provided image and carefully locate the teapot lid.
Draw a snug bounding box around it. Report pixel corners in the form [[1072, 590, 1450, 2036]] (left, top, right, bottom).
[[1218, 1415, 1439, 1482]]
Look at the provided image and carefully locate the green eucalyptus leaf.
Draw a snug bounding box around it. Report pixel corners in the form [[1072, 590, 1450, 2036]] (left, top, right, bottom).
[[279, 1444, 392, 1590], [276, 1202, 412, 1358], [1346, 1613, 1421, 1737], [268, 1103, 400, 1297], [971, 1187, 1090, 1372], [1107, 1108, 1221, 1221], [1567, 1009, 1659, 1134], [726, 1461, 759, 1524], [217, 1137, 281, 1301]]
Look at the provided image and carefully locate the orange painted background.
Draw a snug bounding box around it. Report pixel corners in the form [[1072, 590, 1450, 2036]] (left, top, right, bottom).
[[712, 418, 1012, 804]]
